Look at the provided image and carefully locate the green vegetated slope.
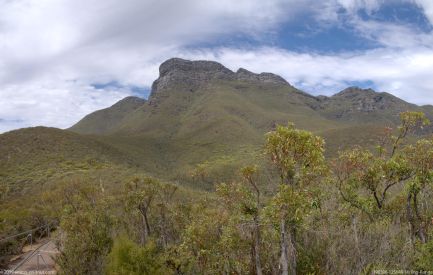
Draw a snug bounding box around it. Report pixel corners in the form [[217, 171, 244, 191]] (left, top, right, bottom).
[[70, 96, 146, 135], [0, 126, 137, 196], [92, 81, 339, 183], [69, 58, 433, 184]]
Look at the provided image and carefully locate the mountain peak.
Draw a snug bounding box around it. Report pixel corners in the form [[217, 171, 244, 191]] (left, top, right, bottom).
[[151, 58, 235, 96], [236, 68, 255, 78], [320, 86, 415, 117], [159, 58, 233, 77], [151, 58, 292, 99], [333, 86, 376, 98]]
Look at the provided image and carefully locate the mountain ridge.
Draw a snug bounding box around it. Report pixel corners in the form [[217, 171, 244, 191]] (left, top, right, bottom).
[[4, 57, 433, 188], [71, 58, 430, 135]]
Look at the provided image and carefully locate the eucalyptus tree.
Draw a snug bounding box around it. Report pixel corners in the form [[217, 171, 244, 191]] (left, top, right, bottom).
[[334, 112, 430, 221], [241, 166, 263, 275], [56, 180, 113, 275], [265, 123, 327, 275], [216, 167, 264, 275], [334, 111, 433, 244], [404, 138, 433, 243], [124, 177, 160, 245]]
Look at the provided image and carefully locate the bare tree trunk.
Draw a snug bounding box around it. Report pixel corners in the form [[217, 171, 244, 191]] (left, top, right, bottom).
[[413, 192, 427, 243], [144, 211, 150, 237], [246, 172, 263, 275], [406, 192, 416, 245], [287, 226, 297, 275], [159, 208, 168, 248], [139, 207, 151, 245], [139, 212, 149, 245], [280, 219, 289, 275], [351, 215, 360, 256], [407, 192, 428, 244], [280, 219, 297, 275], [280, 220, 297, 275], [253, 216, 263, 275]]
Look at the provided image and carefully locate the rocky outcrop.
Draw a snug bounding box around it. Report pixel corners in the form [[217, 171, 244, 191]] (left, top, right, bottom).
[[148, 59, 415, 118], [158, 58, 234, 79], [315, 86, 416, 121], [327, 87, 411, 113], [150, 58, 291, 98], [151, 58, 235, 96]]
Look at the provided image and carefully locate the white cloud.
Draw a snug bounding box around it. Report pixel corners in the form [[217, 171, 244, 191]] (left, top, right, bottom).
[[414, 0, 433, 24], [172, 46, 433, 105], [0, 0, 433, 132], [0, 0, 310, 132], [335, 0, 382, 14], [0, 79, 128, 133]]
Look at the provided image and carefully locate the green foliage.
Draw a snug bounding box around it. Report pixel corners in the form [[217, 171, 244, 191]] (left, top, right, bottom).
[[106, 237, 170, 275], [265, 122, 327, 186], [56, 180, 113, 275], [264, 122, 327, 227], [177, 202, 236, 274], [0, 127, 134, 199], [122, 176, 179, 246], [4, 105, 433, 274], [334, 112, 432, 222], [266, 185, 309, 226], [415, 236, 433, 269], [264, 122, 328, 274]]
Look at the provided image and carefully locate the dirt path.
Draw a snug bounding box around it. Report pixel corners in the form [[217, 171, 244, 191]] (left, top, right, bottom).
[[7, 239, 59, 274]]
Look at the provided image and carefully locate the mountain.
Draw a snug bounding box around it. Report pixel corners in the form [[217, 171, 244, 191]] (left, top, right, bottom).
[[69, 59, 340, 182], [72, 58, 332, 135], [72, 58, 432, 136], [68, 58, 433, 184], [1, 57, 432, 192]]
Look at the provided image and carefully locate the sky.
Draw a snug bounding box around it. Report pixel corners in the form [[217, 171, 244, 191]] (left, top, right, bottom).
[[1, 0, 433, 132]]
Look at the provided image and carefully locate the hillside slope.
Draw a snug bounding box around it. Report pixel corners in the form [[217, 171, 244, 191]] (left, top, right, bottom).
[[0, 127, 137, 195], [68, 58, 433, 184], [69, 96, 146, 135]]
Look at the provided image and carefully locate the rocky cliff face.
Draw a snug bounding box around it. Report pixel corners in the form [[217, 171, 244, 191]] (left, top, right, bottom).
[[152, 58, 235, 92], [318, 87, 414, 114], [150, 58, 291, 99]]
